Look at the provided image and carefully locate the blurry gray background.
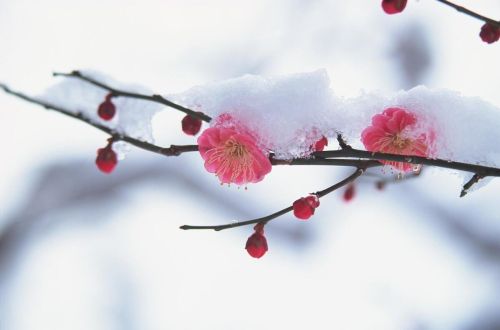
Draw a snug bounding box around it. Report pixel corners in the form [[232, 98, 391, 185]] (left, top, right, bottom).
[[1, 1, 500, 329]]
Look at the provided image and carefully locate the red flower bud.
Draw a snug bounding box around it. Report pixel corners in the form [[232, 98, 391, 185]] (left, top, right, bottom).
[[343, 184, 355, 202], [97, 96, 116, 121], [479, 23, 500, 44], [182, 114, 202, 136], [245, 223, 268, 258], [381, 0, 407, 15], [95, 145, 117, 173], [313, 136, 328, 152], [293, 194, 320, 220]]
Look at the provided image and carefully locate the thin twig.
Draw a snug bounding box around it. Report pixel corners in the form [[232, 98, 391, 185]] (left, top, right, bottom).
[[460, 173, 484, 197], [336, 134, 352, 150], [180, 167, 365, 231], [434, 0, 500, 27], [0, 83, 198, 157], [53, 71, 212, 122]]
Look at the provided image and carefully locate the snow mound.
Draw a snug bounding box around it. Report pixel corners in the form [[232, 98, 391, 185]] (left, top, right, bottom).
[[171, 70, 342, 159]]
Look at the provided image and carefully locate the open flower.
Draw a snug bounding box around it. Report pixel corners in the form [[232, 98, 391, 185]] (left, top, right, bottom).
[[198, 127, 272, 185], [361, 107, 432, 172]]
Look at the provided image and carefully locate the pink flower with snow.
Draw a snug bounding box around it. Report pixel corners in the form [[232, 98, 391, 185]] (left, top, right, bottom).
[[198, 126, 272, 185], [361, 107, 433, 172]]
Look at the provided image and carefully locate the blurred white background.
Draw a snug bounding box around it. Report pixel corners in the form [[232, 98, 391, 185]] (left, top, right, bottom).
[[1, 1, 500, 329]]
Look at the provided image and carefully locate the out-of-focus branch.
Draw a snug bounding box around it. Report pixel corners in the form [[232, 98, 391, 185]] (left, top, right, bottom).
[[180, 167, 365, 231], [53, 71, 212, 122], [434, 0, 500, 28]]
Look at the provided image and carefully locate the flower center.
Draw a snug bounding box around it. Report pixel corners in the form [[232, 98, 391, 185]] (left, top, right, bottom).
[[224, 139, 249, 159], [205, 137, 256, 183], [392, 134, 411, 150]]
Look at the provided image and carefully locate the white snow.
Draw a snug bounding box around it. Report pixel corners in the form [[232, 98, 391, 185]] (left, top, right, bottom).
[[173, 70, 500, 175], [171, 69, 341, 159]]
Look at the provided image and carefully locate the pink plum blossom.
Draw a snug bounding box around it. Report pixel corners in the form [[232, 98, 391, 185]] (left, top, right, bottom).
[[361, 107, 433, 172], [197, 126, 272, 185]]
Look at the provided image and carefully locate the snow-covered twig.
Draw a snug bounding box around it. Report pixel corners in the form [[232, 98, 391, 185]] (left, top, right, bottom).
[[0, 83, 199, 157], [180, 168, 365, 231], [53, 71, 212, 122], [434, 0, 500, 28]]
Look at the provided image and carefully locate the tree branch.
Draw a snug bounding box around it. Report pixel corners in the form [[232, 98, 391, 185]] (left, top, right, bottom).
[[315, 149, 500, 178], [53, 71, 212, 122], [0, 83, 198, 157], [434, 0, 500, 28], [180, 167, 365, 231]]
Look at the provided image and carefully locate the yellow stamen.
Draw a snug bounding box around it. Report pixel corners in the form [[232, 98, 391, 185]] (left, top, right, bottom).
[[392, 134, 411, 149], [205, 137, 255, 183]]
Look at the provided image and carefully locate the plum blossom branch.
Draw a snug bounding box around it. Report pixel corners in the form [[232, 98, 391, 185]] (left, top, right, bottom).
[[2, 82, 500, 186], [53, 71, 212, 123], [434, 0, 500, 28], [179, 167, 365, 231], [3, 81, 500, 178], [0, 83, 198, 157]]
